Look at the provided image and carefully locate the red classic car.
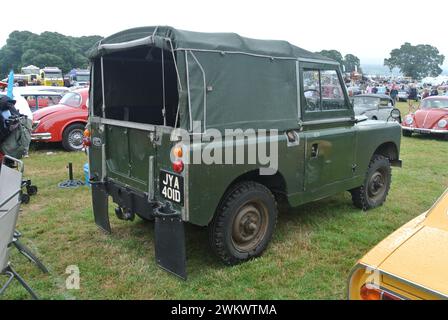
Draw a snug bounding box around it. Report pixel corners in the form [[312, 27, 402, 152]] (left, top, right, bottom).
[[402, 96, 448, 140], [31, 88, 88, 151]]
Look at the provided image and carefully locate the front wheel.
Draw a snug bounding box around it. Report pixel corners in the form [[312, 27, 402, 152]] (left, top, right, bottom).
[[208, 181, 278, 265], [62, 123, 85, 151], [350, 155, 392, 211]]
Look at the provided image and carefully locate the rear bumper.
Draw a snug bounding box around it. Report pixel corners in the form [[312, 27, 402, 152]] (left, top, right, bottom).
[[31, 132, 52, 141], [106, 178, 157, 220], [401, 126, 448, 134]]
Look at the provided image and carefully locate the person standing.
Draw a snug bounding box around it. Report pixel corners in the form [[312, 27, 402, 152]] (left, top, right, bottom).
[[408, 85, 418, 107], [430, 87, 439, 96], [390, 84, 398, 102]]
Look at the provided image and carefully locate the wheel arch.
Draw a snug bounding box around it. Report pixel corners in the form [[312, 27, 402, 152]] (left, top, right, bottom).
[[60, 120, 87, 137], [210, 169, 288, 226], [372, 141, 401, 166]]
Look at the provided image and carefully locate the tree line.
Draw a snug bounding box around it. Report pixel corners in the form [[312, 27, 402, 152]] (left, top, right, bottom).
[[317, 50, 362, 73], [0, 31, 103, 78], [317, 43, 445, 80]]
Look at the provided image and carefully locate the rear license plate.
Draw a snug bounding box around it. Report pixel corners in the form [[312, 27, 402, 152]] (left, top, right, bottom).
[[160, 170, 184, 205]]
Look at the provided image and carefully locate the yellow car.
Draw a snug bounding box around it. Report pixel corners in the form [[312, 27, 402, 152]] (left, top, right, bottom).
[[349, 188, 448, 300]]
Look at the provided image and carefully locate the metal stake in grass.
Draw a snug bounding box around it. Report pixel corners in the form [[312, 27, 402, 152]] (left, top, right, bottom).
[[58, 162, 85, 189]]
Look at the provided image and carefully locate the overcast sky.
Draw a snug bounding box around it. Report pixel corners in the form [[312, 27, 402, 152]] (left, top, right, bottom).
[[1, 0, 446, 66]]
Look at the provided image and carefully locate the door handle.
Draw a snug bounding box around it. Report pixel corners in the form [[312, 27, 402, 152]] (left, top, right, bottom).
[[311, 143, 319, 158]]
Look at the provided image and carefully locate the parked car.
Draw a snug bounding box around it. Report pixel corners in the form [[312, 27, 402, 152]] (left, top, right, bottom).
[[18, 90, 63, 112], [31, 88, 88, 151], [397, 90, 409, 102], [353, 94, 400, 122], [401, 96, 448, 139], [86, 26, 402, 279], [349, 188, 448, 300]]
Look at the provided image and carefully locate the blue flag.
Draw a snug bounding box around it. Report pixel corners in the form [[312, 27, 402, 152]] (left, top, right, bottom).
[[7, 70, 14, 99]]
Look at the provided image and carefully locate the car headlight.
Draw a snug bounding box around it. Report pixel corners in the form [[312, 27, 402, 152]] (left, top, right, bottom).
[[405, 116, 414, 125], [438, 119, 448, 128]]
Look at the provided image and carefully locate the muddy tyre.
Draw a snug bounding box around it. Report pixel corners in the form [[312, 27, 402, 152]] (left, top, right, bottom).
[[62, 123, 85, 151], [208, 181, 278, 265], [351, 155, 392, 211]]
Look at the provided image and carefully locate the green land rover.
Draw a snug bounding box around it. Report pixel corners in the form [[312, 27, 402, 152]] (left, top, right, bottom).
[[86, 26, 402, 279]]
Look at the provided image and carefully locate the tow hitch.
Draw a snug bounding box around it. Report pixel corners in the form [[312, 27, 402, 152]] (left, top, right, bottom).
[[154, 201, 187, 280], [114, 207, 135, 221]]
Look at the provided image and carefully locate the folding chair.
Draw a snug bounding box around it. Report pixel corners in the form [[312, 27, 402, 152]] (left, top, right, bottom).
[[0, 156, 38, 299], [12, 230, 48, 274]]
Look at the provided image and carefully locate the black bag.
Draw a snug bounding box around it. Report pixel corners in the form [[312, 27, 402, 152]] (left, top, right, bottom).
[[0, 95, 20, 144]]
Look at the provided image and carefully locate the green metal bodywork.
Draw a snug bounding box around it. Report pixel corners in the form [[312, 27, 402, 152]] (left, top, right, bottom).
[[87, 26, 401, 227]]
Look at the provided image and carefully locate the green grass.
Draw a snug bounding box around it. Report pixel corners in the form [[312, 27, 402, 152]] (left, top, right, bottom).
[[2, 101, 447, 300]]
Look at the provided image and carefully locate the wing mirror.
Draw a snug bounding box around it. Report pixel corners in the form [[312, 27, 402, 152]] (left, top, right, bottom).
[[388, 108, 401, 122]]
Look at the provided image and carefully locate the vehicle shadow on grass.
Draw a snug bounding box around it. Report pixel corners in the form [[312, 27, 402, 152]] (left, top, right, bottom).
[[107, 192, 361, 280], [29, 142, 66, 152], [403, 134, 447, 142]]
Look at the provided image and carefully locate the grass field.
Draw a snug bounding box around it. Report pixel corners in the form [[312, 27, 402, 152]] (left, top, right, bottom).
[[1, 102, 447, 300]]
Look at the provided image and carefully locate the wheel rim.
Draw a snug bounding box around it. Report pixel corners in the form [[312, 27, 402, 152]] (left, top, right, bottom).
[[367, 169, 387, 202], [68, 129, 84, 150], [231, 200, 269, 252]]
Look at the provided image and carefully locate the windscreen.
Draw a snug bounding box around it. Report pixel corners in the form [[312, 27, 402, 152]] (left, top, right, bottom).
[[60, 92, 82, 107], [421, 98, 448, 109], [353, 97, 379, 109]]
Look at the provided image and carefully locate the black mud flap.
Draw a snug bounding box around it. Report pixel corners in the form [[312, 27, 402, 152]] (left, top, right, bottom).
[[154, 203, 187, 280], [91, 183, 111, 234]]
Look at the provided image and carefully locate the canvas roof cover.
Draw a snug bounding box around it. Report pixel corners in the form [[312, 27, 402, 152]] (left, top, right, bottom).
[[89, 26, 339, 131]]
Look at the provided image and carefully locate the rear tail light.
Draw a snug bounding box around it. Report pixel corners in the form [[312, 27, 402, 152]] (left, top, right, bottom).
[[171, 144, 185, 173], [360, 285, 402, 300], [172, 160, 184, 173], [172, 146, 183, 158]]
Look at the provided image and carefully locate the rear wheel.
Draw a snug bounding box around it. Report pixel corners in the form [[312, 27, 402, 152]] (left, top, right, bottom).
[[208, 181, 278, 265], [62, 123, 85, 151], [351, 155, 392, 211]]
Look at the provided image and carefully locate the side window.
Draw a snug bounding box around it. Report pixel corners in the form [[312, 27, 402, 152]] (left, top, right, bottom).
[[320, 70, 346, 111], [26, 96, 35, 106], [302, 67, 349, 118], [303, 69, 321, 112], [379, 99, 390, 107]]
